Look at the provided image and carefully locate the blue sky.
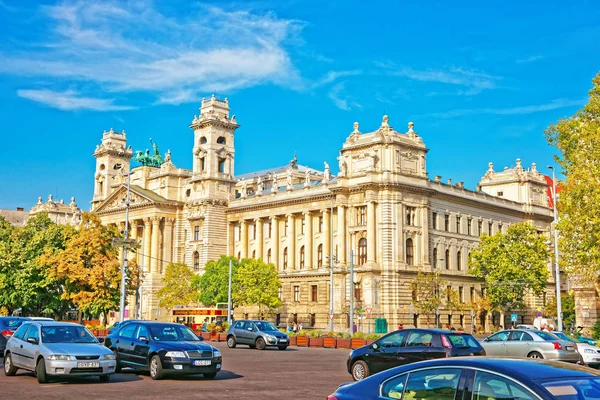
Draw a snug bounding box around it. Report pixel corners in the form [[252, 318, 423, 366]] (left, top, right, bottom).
[[0, 0, 598, 210]]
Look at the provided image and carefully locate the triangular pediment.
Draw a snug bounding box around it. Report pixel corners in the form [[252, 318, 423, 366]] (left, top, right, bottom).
[[95, 185, 171, 213]]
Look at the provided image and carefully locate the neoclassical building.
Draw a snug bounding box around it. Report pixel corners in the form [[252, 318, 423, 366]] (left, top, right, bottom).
[[91, 96, 555, 331]]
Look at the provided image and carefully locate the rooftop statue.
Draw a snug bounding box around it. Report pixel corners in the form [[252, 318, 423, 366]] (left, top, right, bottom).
[[134, 138, 165, 167]]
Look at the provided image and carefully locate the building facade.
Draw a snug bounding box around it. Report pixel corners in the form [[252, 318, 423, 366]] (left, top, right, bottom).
[[91, 96, 555, 331]]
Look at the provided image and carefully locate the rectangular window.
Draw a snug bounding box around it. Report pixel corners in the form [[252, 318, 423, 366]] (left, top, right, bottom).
[[498, 223, 503, 233], [311, 285, 318, 302], [467, 218, 472, 236], [294, 286, 300, 302], [319, 216, 323, 233], [267, 222, 272, 239], [252, 223, 256, 240], [446, 286, 452, 302], [432, 212, 438, 230], [301, 219, 306, 235], [459, 287, 464, 303], [444, 215, 450, 231], [194, 225, 200, 241], [357, 206, 367, 226], [478, 220, 482, 236], [470, 287, 475, 302], [488, 222, 492, 236], [497, 191, 503, 197], [218, 158, 226, 173], [354, 283, 361, 302], [456, 216, 461, 234], [284, 220, 288, 237]]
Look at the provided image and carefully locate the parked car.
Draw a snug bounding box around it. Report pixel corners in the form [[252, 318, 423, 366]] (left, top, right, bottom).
[[327, 357, 600, 400], [27, 317, 55, 322], [107, 319, 137, 335], [481, 329, 580, 363], [347, 328, 485, 381], [553, 331, 600, 367], [575, 326, 598, 346], [226, 320, 289, 350], [104, 321, 221, 380], [0, 317, 33, 356], [3, 321, 116, 383], [516, 324, 537, 330]]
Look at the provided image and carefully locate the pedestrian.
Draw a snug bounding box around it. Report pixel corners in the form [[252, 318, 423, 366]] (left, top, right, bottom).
[[398, 323, 404, 330], [499, 325, 504, 330], [292, 322, 297, 333], [298, 321, 303, 331]]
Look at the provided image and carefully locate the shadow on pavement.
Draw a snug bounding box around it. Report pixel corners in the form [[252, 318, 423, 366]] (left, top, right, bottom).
[[9, 371, 143, 384], [169, 370, 243, 381]]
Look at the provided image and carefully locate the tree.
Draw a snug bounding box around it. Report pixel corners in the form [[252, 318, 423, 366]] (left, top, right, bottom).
[[191, 256, 239, 306], [157, 262, 198, 311], [232, 258, 282, 320], [468, 222, 550, 323], [546, 292, 576, 329], [409, 271, 445, 327], [545, 73, 600, 290]]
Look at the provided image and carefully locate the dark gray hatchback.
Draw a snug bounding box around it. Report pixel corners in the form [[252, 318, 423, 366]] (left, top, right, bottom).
[[226, 320, 289, 350]]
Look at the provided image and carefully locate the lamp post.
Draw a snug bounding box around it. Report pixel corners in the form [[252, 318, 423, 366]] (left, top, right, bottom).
[[120, 171, 131, 323], [227, 259, 233, 325], [547, 166, 563, 332]]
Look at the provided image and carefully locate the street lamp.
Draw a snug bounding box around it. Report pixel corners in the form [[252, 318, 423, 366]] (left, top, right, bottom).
[[547, 166, 563, 332], [120, 170, 132, 323]]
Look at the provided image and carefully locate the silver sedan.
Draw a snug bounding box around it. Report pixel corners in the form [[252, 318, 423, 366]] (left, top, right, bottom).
[[3, 321, 116, 383], [481, 329, 580, 363]]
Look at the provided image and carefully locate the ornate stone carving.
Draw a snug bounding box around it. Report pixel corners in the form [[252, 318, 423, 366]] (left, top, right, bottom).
[[271, 174, 279, 194], [286, 168, 294, 190], [323, 162, 331, 184], [338, 154, 347, 177], [304, 168, 311, 187], [256, 176, 264, 195], [240, 179, 248, 198]]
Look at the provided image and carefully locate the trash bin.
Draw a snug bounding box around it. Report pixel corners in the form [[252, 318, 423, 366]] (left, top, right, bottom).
[[375, 318, 388, 334]]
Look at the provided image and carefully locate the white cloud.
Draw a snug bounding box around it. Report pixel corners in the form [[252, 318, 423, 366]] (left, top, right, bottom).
[[313, 70, 362, 88], [17, 89, 134, 111], [0, 1, 304, 106], [328, 82, 351, 111], [516, 55, 545, 64], [423, 98, 585, 119]]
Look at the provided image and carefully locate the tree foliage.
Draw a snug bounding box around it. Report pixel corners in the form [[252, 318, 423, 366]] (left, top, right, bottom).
[[545, 73, 600, 288], [468, 222, 550, 311], [546, 292, 576, 329], [232, 258, 282, 319], [191, 256, 239, 306], [410, 271, 445, 326], [157, 262, 198, 311]]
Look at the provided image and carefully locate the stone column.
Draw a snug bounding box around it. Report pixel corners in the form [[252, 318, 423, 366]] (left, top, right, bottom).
[[303, 211, 312, 269], [240, 220, 248, 258], [228, 222, 235, 256], [255, 218, 264, 260], [164, 218, 175, 266], [287, 214, 296, 269], [337, 206, 346, 264], [323, 209, 331, 261], [150, 216, 161, 274], [130, 220, 139, 264], [367, 201, 376, 263], [143, 217, 152, 273], [271, 216, 279, 268]]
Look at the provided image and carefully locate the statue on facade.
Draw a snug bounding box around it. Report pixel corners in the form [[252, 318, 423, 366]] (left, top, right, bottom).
[[338, 155, 347, 177], [289, 152, 298, 169], [271, 174, 279, 194], [256, 176, 264, 195], [165, 149, 172, 163], [240, 179, 247, 197], [323, 162, 331, 183], [304, 167, 311, 187], [286, 168, 294, 190], [134, 139, 165, 167]]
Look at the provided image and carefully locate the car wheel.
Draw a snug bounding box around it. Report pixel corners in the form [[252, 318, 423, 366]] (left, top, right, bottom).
[[256, 337, 266, 350], [149, 355, 164, 380], [528, 351, 543, 359], [227, 336, 237, 348], [99, 374, 110, 383], [4, 353, 17, 376], [203, 372, 217, 379], [278, 345, 288, 351], [351, 360, 369, 381], [36, 358, 48, 384]]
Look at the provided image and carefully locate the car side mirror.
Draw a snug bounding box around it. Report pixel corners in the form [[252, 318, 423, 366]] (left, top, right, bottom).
[[372, 343, 379, 350], [247, 327, 253, 331], [27, 337, 38, 345], [97, 337, 105, 344], [482, 337, 489, 342], [197, 335, 203, 341]]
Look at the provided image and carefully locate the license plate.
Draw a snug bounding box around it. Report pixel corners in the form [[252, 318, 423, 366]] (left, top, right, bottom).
[[193, 360, 211, 366], [566, 346, 575, 351], [280, 339, 288, 342], [77, 362, 100, 368]]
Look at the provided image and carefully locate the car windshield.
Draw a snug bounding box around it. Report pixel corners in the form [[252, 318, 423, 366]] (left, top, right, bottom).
[[254, 322, 278, 332], [542, 378, 600, 399], [41, 325, 97, 343], [149, 324, 200, 341], [447, 333, 480, 348], [537, 331, 560, 341], [554, 332, 577, 343]]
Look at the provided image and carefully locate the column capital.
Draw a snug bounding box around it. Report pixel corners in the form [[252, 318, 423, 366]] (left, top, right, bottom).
[[165, 217, 176, 225], [270, 215, 279, 222], [130, 220, 139, 228], [285, 213, 295, 219], [254, 217, 263, 223], [240, 219, 248, 226], [302, 210, 312, 216], [151, 216, 161, 225], [143, 217, 152, 225]]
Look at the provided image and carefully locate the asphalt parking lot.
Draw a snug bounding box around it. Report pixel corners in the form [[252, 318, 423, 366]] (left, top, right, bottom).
[[0, 342, 351, 400]]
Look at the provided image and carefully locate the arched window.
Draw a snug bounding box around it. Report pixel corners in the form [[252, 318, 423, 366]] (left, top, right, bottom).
[[317, 244, 323, 268], [217, 136, 226, 145], [445, 249, 450, 269], [456, 250, 462, 271], [267, 248, 272, 264], [358, 238, 367, 265], [252, 250, 256, 259], [432, 248, 438, 268], [218, 158, 226, 173], [406, 238, 414, 266], [283, 247, 288, 269], [193, 251, 200, 271], [200, 157, 205, 171], [300, 246, 305, 268], [199, 136, 207, 144]]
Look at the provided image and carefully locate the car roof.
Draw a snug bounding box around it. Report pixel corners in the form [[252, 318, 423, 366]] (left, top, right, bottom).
[[35, 321, 85, 327]]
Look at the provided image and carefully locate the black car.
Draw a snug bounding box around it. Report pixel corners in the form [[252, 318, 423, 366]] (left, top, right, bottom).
[[329, 357, 600, 400], [226, 320, 289, 350], [0, 317, 31, 355], [104, 321, 222, 380], [347, 328, 485, 381]]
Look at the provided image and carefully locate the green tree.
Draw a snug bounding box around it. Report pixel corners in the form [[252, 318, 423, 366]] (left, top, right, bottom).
[[157, 262, 198, 311], [191, 256, 239, 306], [545, 73, 600, 289], [409, 270, 445, 327], [468, 222, 550, 323], [232, 258, 282, 319], [546, 292, 576, 329]]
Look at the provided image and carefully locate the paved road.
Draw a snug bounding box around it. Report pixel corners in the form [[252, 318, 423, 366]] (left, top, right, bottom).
[[0, 342, 351, 400]]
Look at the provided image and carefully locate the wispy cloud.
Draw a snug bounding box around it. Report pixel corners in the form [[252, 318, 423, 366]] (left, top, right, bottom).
[[376, 61, 502, 95], [516, 55, 545, 64], [0, 1, 305, 107], [422, 98, 585, 119], [17, 89, 135, 111], [328, 82, 362, 111], [313, 70, 362, 88]]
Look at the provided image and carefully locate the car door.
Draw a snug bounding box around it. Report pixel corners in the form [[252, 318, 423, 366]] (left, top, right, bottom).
[[506, 331, 533, 357], [402, 330, 447, 364], [481, 331, 509, 356], [233, 321, 248, 344], [471, 370, 539, 399], [8, 322, 31, 368], [115, 323, 137, 364], [370, 330, 408, 373], [130, 324, 151, 367], [20, 324, 41, 370], [386, 367, 464, 400]]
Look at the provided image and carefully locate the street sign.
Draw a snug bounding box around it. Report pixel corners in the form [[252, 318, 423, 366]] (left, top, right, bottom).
[[328, 313, 334, 320], [537, 311, 543, 318], [366, 307, 372, 315], [510, 314, 518, 322]]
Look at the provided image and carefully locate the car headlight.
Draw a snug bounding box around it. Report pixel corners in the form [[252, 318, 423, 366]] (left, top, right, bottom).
[[165, 351, 188, 358], [265, 334, 276, 341], [584, 349, 596, 354], [103, 354, 116, 360], [48, 355, 72, 361], [213, 350, 221, 358]]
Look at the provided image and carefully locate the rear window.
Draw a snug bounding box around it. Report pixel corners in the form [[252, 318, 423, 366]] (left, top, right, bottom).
[[1, 318, 27, 329], [447, 333, 481, 348], [536, 331, 560, 341]]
